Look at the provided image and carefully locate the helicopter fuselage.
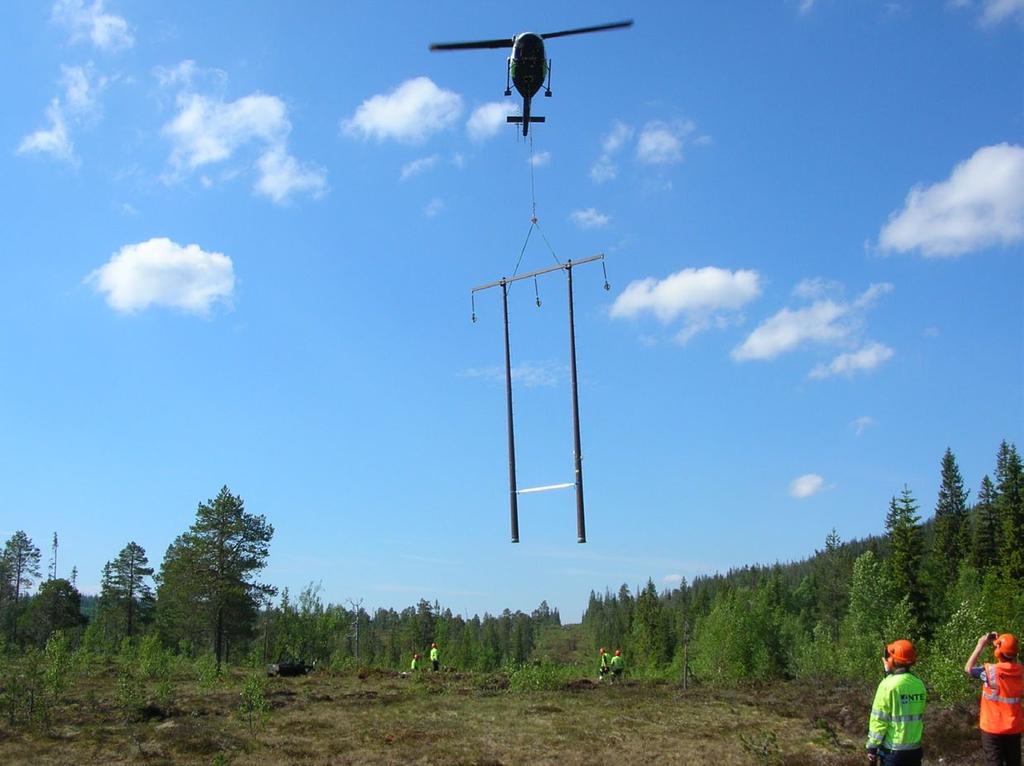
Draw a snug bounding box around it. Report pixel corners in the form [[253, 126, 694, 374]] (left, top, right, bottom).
[[510, 33, 547, 100]]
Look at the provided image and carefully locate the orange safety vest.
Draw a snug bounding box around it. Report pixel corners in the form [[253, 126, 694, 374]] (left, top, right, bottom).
[[980, 662, 1023, 735]]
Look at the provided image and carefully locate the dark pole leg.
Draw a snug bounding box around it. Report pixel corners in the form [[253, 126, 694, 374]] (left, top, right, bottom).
[[502, 280, 520, 543], [566, 264, 586, 543]]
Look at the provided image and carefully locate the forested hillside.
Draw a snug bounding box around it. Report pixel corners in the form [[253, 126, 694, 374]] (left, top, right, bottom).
[[1, 441, 1021, 708]]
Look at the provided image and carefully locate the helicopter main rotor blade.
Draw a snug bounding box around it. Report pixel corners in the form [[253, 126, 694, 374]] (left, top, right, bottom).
[[429, 37, 515, 51], [541, 20, 633, 41]]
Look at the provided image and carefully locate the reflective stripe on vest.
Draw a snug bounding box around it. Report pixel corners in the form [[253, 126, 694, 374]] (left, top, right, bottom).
[[980, 662, 1024, 735]]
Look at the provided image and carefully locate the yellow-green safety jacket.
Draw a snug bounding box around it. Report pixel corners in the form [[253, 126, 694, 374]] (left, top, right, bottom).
[[866, 669, 927, 753], [430, 647, 439, 662]]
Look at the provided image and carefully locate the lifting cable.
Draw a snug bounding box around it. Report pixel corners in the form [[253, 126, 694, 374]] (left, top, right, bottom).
[[509, 135, 560, 289]]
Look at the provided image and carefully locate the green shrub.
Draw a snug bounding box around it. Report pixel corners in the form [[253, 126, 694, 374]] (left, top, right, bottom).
[[237, 673, 270, 735]]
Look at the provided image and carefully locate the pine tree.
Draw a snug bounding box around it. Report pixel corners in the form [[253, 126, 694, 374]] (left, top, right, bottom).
[[885, 487, 926, 629], [2, 531, 42, 642], [970, 475, 999, 571], [99, 542, 155, 640], [156, 486, 274, 668], [994, 441, 1024, 579]]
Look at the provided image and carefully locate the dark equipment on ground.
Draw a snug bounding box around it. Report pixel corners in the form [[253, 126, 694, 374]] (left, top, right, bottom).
[[267, 660, 315, 677], [430, 20, 633, 136]]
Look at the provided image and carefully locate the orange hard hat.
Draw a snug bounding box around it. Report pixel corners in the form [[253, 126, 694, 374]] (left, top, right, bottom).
[[886, 639, 917, 666], [994, 633, 1019, 660], [614, 650, 621, 656]]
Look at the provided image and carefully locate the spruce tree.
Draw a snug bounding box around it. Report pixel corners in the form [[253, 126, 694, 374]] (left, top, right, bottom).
[[970, 475, 999, 571], [931, 448, 970, 573], [885, 487, 926, 629], [994, 441, 1024, 580]]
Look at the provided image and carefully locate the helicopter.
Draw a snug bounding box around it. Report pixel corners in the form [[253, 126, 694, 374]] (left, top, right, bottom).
[[430, 20, 633, 136]]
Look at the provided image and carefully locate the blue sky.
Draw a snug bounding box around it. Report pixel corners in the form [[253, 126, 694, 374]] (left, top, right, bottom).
[[1, 1, 1021, 621]]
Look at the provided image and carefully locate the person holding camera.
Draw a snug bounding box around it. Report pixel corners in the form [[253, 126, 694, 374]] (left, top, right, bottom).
[[965, 632, 1023, 766], [866, 639, 927, 765]]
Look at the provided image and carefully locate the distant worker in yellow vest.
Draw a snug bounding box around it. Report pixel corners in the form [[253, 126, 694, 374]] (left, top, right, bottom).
[[410, 653, 420, 671], [866, 639, 927, 766], [598, 647, 610, 680], [965, 632, 1022, 766], [430, 642, 440, 672], [609, 649, 624, 681]]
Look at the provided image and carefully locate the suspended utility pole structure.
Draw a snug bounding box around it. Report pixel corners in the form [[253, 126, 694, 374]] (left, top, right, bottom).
[[471, 254, 608, 545]]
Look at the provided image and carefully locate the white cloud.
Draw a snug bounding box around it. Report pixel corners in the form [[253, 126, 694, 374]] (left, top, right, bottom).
[[879, 143, 1024, 257], [17, 99, 75, 164], [399, 154, 439, 181], [52, 0, 133, 52], [255, 147, 327, 203], [602, 121, 633, 154], [792, 277, 842, 300], [342, 77, 462, 143], [570, 208, 610, 229], [461, 360, 566, 388], [591, 121, 632, 183], [612, 267, 761, 323], [809, 342, 894, 379], [61, 64, 105, 117], [732, 282, 892, 362], [953, 0, 1024, 25], [636, 121, 691, 164], [86, 237, 235, 314], [424, 198, 445, 217], [161, 89, 325, 204], [798, 0, 818, 13], [852, 416, 876, 436], [530, 151, 551, 167], [612, 267, 761, 346], [790, 474, 826, 499], [154, 60, 199, 90], [590, 159, 618, 183], [662, 574, 684, 586], [980, 0, 1024, 24], [466, 102, 508, 141]]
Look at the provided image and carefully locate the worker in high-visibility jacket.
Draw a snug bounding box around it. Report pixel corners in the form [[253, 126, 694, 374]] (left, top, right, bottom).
[[609, 649, 624, 681], [964, 632, 1022, 766], [598, 647, 610, 680], [410, 653, 420, 671], [430, 642, 440, 672], [866, 639, 927, 766]]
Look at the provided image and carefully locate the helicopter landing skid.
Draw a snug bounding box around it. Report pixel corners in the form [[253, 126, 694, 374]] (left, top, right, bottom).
[[507, 115, 545, 124]]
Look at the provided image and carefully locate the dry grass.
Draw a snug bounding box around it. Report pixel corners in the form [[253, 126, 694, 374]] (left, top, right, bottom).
[[0, 668, 986, 765]]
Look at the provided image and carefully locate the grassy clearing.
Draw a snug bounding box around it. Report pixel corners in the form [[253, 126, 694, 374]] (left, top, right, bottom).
[[0, 667, 988, 765]]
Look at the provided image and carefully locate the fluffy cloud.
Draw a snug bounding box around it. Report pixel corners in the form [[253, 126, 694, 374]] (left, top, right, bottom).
[[154, 60, 199, 90], [809, 342, 894, 379], [636, 120, 695, 165], [590, 121, 632, 183], [790, 474, 826, 499], [399, 154, 439, 181], [52, 0, 133, 52], [570, 208, 610, 229], [530, 151, 551, 167], [161, 87, 326, 203], [255, 147, 328, 203], [86, 237, 234, 314], [60, 64, 105, 117], [466, 102, 508, 141], [732, 283, 892, 362], [342, 77, 462, 143], [612, 267, 761, 344], [662, 574, 684, 586], [17, 100, 75, 163], [879, 143, 1024, 257]]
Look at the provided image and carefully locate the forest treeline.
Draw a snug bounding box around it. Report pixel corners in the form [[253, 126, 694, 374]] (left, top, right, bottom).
[[0, 441, 1021, 704]]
